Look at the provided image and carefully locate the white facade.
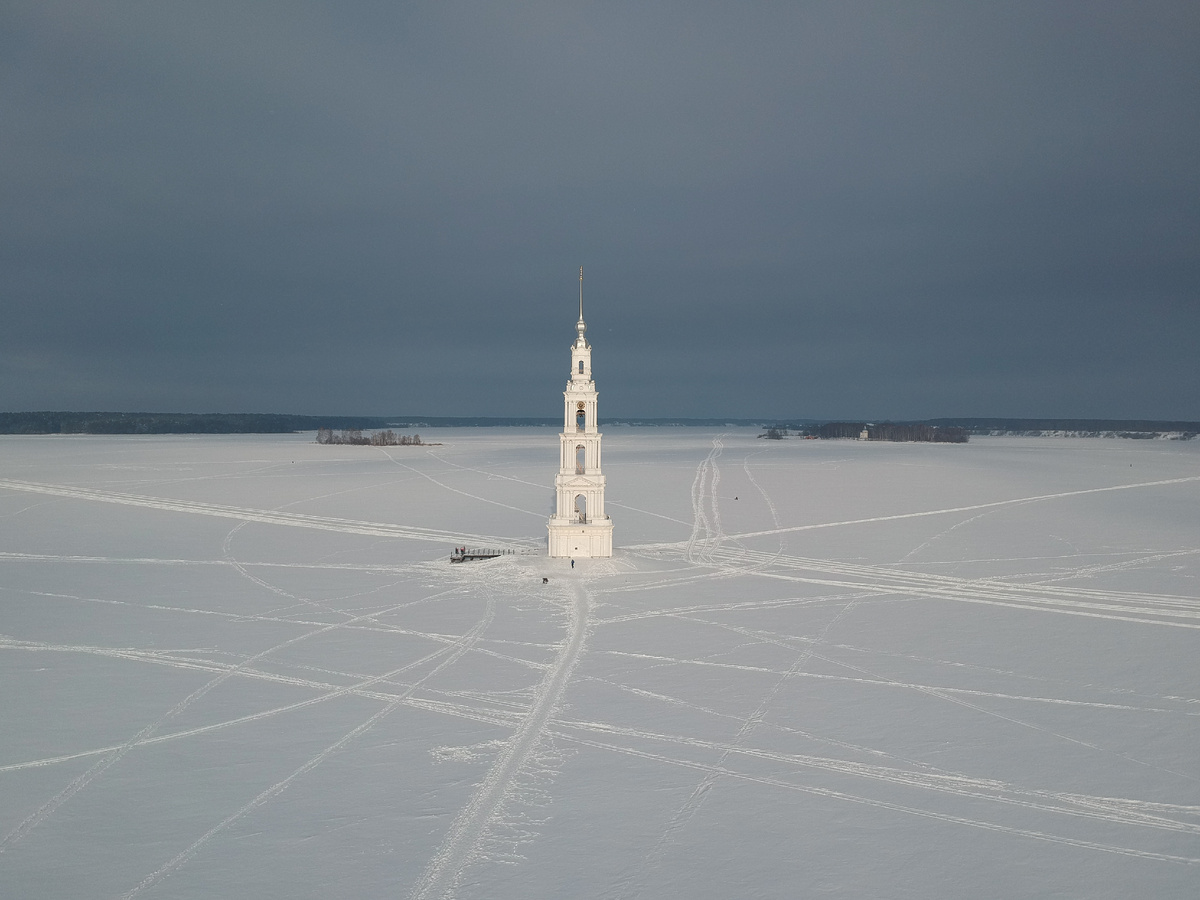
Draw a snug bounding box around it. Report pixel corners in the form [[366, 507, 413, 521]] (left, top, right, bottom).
[[548, 272, 613, 558]]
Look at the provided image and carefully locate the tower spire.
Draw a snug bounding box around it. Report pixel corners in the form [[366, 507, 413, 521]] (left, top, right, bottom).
[[575, 266, 588, 347]]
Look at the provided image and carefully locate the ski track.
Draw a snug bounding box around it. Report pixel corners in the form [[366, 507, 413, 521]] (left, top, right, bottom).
[[377, 450, 547, 520], [0, 577, 474, 854], [553, 734, 1200, 865], [1, 476, 486, 852], [423, 450, 545, 491], [651, 605, 1200, 712], [10, 648, 1193, 874], [624, 540, 1200, 630], [742, 451, 781, 536], [548, 719, 1200, 838], [0, 478, 529, 548], [0, 551, 445, 573], [409, 577, 590, 900], [896, 508, 996, 565], [0, 599, 545, 668], [684, 435, 725, 565], [620, 584, 863, 898], [631, 473, 1200, 547], [600, 446, 1198, 884], [587, 646, 1200, 713], [121, 593, 500, 899]]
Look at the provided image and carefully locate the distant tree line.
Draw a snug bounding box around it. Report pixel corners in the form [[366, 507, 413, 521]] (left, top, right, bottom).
[[4, 412, 1192, 438], [925, 418, 1198, 439], [790, 422, 969, 443], [0, 412, 390, 435], [316, 428, 425, 446]]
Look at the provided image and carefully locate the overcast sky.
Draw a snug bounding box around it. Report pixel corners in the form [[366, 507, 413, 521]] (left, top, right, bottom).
[[2, 2, 1197, 419]]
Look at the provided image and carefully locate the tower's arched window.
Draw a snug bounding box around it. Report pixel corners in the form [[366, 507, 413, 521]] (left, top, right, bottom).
[[576, 409, 585, 431], [574, 494, 587, 523], [578, 360, 584, 374], [576, 444, 586, 474]]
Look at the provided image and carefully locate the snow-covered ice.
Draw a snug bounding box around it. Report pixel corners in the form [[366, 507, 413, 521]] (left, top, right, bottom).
[[1, 429, 1197, 898]]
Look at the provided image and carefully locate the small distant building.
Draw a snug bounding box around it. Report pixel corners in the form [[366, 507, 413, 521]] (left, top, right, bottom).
[[547, 269, 613, 558], [859, 426, 870, 441]]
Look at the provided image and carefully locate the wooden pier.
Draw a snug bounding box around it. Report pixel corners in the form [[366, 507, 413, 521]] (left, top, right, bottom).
[[450, 547, 514, 563]]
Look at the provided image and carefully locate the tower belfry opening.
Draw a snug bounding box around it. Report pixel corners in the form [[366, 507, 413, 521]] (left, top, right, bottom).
[[548, 268, 613, 558]]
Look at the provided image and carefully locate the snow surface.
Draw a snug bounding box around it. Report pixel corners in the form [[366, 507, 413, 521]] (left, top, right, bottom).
[[1, 429, 1198, 899]]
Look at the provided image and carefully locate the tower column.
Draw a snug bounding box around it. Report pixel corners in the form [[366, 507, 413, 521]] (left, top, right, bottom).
[[548, 268, 613, 558]]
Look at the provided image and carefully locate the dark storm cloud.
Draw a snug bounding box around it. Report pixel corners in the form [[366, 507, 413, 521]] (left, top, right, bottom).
[[2, 1, 1197, 418]]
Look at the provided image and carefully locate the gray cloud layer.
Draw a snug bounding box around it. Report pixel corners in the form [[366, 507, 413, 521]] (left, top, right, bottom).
[[3, 2, 1197, 418]]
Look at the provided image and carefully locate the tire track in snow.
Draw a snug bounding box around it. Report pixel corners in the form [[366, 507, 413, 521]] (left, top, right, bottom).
[[120, 593, 499, 899], [630, 474, 1200, 548], [786, 640, 1200, 785], [723, 545, 1199, 611], [0, 583, 464, 854], [706, 437, 724, 556], [409, 578, 590, 900], [0, 478, 527, 547], [742, 451, 781, 536], [1038, 548, 1200, 583], [594, 591, 872, 623], [684, 436, 726, 565], [219, 517, 409, 638], [667, 617, 1200, 711], [1, 585, 486, 643], [549, 720, 1200, 836], [588, 648, 1200, 715], [378, 450, 546, 519], [551, 731, 1200, 862], [574, 671, 923, 767], [684, 444, 712, 563], [690, 545, 1200, 629], [0, 671, 532, 776], [619, 590, 861, 898], [0, 551, 433, 573], [896, 508, 995, 565]]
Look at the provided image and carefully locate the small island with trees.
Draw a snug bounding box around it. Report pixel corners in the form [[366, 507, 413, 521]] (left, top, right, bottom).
[[316, 428, 434, 446], [761, 423, 969, 442]]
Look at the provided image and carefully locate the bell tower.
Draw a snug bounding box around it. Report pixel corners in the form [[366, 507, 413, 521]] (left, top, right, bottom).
[[548, 268, 613, 558]]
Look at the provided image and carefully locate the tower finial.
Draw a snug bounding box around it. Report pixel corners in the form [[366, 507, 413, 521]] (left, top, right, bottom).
[[578, 266, 584, 322]]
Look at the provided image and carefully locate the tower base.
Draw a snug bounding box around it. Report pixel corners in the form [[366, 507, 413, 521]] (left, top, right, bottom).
[[548, 517, 613, 558]]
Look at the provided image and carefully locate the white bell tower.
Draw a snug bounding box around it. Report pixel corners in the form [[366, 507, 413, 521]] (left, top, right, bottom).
[[548, 268, 614, 558]]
